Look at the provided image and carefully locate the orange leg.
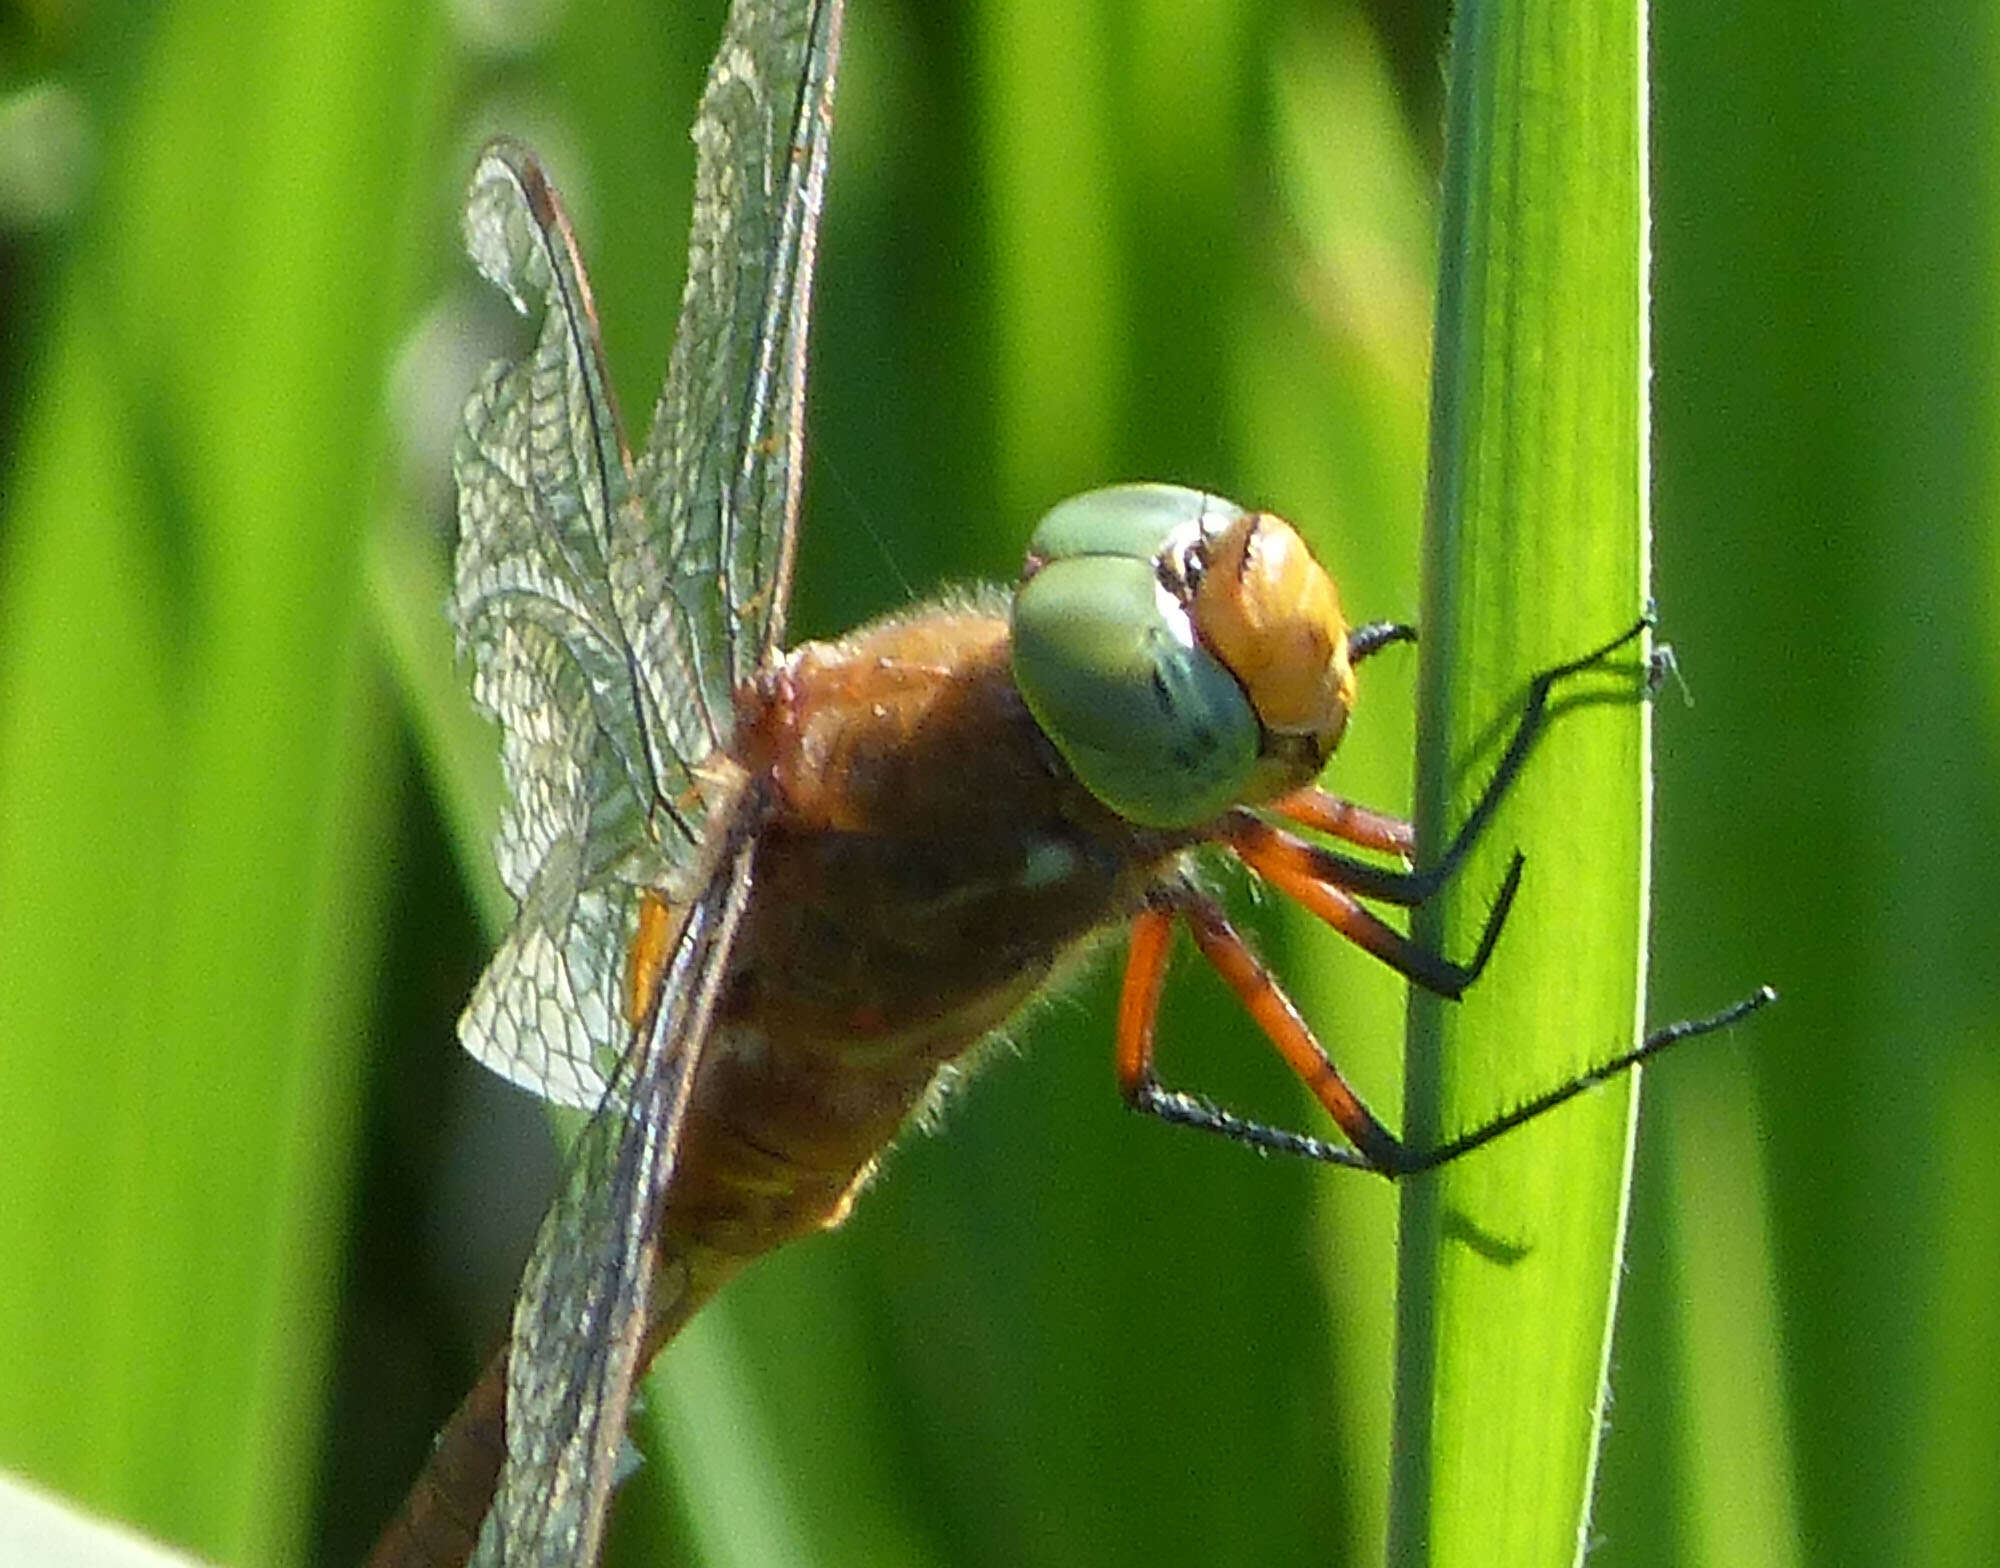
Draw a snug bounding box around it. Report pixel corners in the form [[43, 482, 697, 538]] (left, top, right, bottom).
[[1223, 814, 1520, 996], [1222, 808, 1432, 907], [1115, 906, 1175, 1092], [1114, 896, 1392, 1171], [1113, 891, 1778, 1177], [1266, 786, 1415, 860], [1180, 901, 1404, 1172]]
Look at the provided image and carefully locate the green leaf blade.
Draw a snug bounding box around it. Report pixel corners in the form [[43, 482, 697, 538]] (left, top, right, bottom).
[[1393, 2, 1651, 1565]]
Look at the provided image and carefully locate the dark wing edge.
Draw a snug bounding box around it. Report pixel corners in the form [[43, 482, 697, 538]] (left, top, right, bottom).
[[473, 797, 760, 1568], [635, 0, 845, 713]]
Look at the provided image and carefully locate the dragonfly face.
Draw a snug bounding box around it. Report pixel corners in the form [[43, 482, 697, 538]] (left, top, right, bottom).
[[1012, 482, 1358, 827]]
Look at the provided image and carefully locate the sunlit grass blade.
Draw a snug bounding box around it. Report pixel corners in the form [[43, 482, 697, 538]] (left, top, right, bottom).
[[1392, 0, 1651, 1564]]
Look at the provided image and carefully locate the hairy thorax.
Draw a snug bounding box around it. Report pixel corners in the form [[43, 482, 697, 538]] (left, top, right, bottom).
[[653, 606, 1187, 1315]]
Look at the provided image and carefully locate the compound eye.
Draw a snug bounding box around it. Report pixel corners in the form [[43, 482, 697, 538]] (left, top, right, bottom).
[[1022, 483, 1244, 574], [1011, 551, 1260, 829], [1011, 485, 1357, 827]]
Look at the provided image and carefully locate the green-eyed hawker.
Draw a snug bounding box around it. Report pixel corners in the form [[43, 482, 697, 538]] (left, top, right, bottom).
[[366, 1, 1772, 1562]]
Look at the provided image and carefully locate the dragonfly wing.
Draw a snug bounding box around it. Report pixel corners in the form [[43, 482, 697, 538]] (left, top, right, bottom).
[[455, 143, 720, 1104], [472, 818, 757, 1568], [447, 0, 848, 1557], [632, 0, 844, 715], [454, 619, 661, 1108]]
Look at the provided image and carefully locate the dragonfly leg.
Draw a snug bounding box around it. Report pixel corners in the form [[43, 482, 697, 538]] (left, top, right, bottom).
[[1223, 815, 1521, 997], [1405, 612, 1655, 902], [1115, 613, 1771, 1174], [1265, 786, 1415, 860], [1348, 619, 1418, 665], [1113, 893, 1777, 1177], [1115, 893, 1399, 1173], [1220, 811, 1428, 907], [1242, 614, 1656, 911], [1385, 985, 1779, 1174], [1113, 905, 1175, 1098]]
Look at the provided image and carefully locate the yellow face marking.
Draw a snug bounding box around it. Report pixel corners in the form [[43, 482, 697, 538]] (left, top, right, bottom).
[[1189, 513, 1355, 747]]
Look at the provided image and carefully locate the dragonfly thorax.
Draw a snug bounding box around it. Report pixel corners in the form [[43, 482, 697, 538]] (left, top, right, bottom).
[[645, 601, 1190, 1316]]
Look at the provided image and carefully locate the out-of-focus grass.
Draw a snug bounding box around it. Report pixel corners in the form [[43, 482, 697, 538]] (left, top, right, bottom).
[[0, 2, 1993, 1567], [1594, 6, 2000, 1568], [0, 0, 444, 1562]]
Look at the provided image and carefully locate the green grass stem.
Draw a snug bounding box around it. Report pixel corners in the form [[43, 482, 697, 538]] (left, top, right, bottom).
[[1392, 2, 1652, 1564]]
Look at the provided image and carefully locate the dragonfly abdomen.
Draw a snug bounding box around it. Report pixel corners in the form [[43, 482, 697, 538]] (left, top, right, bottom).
[[363, 1345, 506, 1568]]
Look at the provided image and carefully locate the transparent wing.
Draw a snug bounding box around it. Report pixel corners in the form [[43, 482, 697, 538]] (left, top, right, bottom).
[[472, 824, 757, 1568], [632, 0, 844, 721], [454, 142, 720, 1107], [448, 0, 847, 1558]]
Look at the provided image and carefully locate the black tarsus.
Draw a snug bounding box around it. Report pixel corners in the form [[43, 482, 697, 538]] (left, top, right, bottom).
[[1408, 611, 1654, 902], [1135, 987, 1778, 1178], [1349, 620, 1418, 664], [1380, 985, 1780, 1176]]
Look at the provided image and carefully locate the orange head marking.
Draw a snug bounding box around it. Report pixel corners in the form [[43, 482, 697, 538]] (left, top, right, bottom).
[[1189, 512, 1355, 751]]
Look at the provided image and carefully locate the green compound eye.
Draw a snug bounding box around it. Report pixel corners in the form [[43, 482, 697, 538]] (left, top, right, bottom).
[[1025, 482, 1243, 567], [1011, 488, 1262, 829]]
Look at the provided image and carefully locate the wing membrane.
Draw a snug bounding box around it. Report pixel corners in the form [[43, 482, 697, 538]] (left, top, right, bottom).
[[472, 822, 757, 1567], [446, 0, 847, 1559], [454, 144, 717, 1106], [634, 0, 844, 715]]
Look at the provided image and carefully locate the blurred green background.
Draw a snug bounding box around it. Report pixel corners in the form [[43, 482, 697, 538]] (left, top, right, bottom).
[[0, 1, 1992, 1566]]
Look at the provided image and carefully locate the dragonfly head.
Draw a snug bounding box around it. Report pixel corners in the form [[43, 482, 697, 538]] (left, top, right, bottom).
[[1011, 484, 1356, 830]]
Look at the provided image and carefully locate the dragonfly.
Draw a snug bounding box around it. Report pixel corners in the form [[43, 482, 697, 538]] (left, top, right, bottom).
[[367, 0, 1773, 1562]]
